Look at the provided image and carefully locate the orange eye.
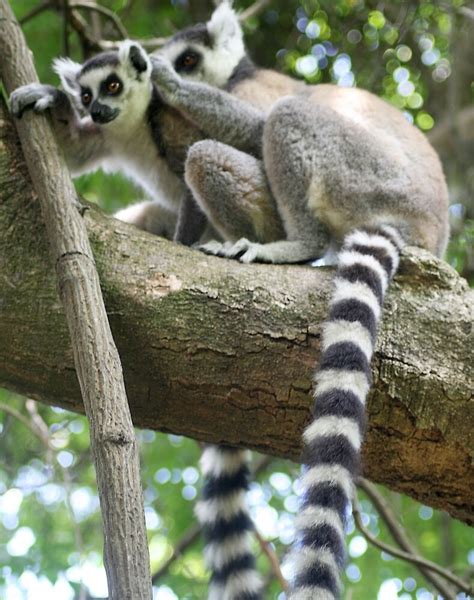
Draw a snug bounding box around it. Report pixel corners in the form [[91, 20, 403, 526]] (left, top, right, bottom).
[[183, 54, 197, 67], [82, 92, 92, 105], [107, 81, 121, 94]]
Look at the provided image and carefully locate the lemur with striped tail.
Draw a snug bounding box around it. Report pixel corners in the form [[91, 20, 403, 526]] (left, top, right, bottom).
[[150, 4, 449, 599]]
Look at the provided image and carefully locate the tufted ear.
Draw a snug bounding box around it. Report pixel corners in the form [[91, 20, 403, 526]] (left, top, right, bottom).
[[118, 40, 151, 76], [207, 1, 244, 54], [52, 57, 82, 96]]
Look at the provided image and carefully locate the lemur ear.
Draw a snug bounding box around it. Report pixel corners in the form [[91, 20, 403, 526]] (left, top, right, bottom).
[[118, 41, 151, 76], [207, 1, 244, 53], [52, 57, 82, 95]]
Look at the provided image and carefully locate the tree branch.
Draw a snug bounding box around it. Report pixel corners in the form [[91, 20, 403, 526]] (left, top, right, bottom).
[[0, 3, 151, 597], [69, 1, 129, 39], [239, 0, 272, 22], [0, 90, 472, 524], [352, 496, 472, 596], [357, 478, 457, 598]]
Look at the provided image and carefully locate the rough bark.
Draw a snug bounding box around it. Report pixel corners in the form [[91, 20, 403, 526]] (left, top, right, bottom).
[[0, 96, 473, 525], [0, 3, 152, 597]]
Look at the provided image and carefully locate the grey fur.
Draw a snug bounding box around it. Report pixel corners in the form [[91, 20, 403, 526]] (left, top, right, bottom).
[[185, 140, 284, 244], [151, 57, 449, 262]]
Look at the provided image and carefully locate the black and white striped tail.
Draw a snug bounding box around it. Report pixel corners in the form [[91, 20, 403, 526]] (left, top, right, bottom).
[[196, 445, 263, 600], [288, 225, 404, 600]]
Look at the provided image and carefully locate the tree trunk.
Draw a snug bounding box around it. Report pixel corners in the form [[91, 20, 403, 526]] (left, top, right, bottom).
[[0, 100, 473, 525]]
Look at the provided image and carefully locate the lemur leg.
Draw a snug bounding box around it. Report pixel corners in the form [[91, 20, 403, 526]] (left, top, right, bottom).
[[185, 140, 285, 249]]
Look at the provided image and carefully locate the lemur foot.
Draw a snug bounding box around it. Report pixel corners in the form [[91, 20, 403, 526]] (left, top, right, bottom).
[[197, 238, 271, 263], [10, 84, 61, 118]]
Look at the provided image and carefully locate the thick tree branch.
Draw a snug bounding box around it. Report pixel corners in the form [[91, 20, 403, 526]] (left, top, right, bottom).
[[0, 3, 151, 597], [0, 97, 472, 524]]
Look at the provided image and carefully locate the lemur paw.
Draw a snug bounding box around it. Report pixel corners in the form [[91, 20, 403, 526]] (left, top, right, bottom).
[[150, 55, 182, 100], [197, 238, 269, 263], [10, 84, 59, 118], [196, 240, 231, 256]]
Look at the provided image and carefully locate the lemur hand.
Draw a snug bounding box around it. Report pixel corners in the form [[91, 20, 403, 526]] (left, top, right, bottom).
[[10, 84, 63, 118], [149, 55, 183, 103]]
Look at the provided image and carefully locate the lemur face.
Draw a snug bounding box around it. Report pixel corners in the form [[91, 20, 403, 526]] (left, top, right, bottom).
[[157, 2, 245, 88], [53, 42, 152, 126]]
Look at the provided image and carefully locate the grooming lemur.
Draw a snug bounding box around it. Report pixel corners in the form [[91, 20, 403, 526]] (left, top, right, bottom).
[[148, 7, 449, 600]]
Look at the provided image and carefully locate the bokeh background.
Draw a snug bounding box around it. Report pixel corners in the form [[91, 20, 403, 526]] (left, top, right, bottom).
[[1, 1, 473, 599]]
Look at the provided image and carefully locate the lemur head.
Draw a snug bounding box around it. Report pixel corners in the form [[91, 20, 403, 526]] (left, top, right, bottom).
[[53, 41, 152, 126], [158, 1, 246, 87]]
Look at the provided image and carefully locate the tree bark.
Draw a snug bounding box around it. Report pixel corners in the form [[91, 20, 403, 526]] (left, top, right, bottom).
[[0, 98, 473, 525], [0, 3, 152, 597]]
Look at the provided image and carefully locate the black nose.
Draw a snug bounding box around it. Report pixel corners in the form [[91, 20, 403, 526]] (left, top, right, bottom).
[[90, 101, 119, 124]]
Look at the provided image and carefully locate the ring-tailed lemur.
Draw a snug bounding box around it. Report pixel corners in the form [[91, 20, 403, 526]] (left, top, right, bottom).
[[9, 39, 207, 242], [149, 6, 450, 600]]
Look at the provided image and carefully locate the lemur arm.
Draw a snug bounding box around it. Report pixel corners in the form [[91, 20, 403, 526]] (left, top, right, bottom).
[[150, 55, 265, 158], [10, 84, 107, 176]]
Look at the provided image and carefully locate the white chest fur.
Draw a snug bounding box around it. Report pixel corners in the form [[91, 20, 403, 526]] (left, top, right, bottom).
[[101, 104, 184, 212]]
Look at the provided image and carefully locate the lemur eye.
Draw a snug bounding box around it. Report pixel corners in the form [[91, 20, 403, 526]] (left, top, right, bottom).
[[81, 91, 92, 105], [184, 54, 198, 67], [107, 81, 121, 94], [175, 50, 200, 73]]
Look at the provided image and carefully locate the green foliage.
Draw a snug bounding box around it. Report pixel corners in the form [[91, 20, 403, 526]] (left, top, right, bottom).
[[2, 0, 473, 598]]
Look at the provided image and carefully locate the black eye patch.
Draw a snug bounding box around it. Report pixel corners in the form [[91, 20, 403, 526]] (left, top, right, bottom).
[[174, 49, 201, 73], [99, 74, 123, 96]]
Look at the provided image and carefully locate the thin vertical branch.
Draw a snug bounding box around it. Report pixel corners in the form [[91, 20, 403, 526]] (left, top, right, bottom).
[[0, 3, 152, 598]]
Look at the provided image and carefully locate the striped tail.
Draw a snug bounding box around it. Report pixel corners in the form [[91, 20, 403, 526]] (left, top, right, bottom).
[[196, 444, 263, 600], [288, 225, 404, 600]]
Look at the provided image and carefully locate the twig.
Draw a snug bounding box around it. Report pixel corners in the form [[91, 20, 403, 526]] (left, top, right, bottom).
[[352, 495, 472, 596], [239, 0, 272, 22], [0, 402, 43, 440], [19, 0, 51, 24], [255, 530, 288, 592], [0, 400, 89, 598], [151, 523, 201, 584], [357, 478, 456, 598], [62, 0, 70, 56], [99, 36, 170, 51], [70, 1, 128, 38]]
